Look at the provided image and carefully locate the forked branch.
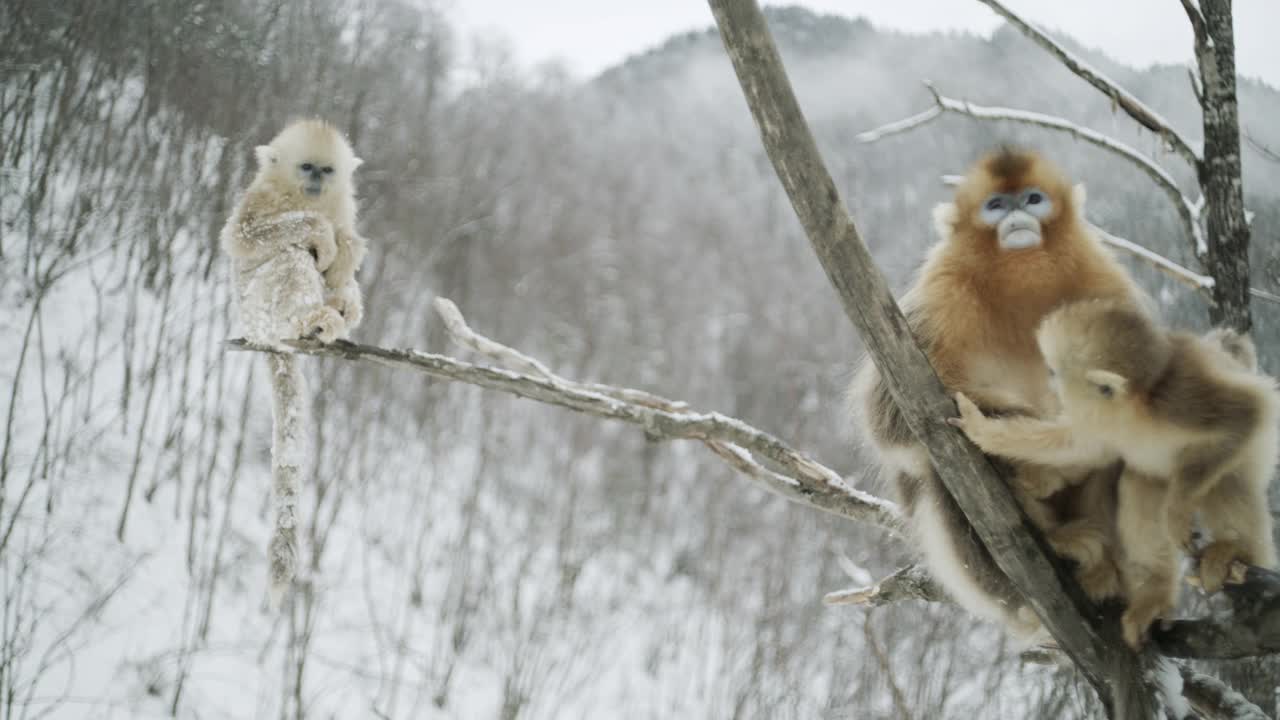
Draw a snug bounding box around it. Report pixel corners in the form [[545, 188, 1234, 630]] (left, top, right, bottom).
[[974, 0, 1201, 170], [226, 299, 901, 534], [860, 83, 1205, 256]]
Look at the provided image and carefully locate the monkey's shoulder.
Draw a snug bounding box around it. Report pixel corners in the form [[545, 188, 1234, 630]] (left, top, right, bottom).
[[1147, 333, 1277, 434]]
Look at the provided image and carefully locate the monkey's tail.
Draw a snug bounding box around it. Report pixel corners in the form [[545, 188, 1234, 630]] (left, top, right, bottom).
[[266, 351, 307, 607]]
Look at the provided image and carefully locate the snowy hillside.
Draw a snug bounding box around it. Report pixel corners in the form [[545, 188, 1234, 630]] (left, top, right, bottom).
[[3, 2, 1279, 718]]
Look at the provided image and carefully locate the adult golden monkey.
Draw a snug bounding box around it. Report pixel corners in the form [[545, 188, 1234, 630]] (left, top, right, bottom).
[[849, 147, 1148, 635]]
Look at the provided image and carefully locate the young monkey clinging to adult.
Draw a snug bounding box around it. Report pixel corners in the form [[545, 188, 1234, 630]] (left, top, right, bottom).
[[950, 299, 1280, 647], [849, 147, 1148, 635], [222, 118, 369, 605]]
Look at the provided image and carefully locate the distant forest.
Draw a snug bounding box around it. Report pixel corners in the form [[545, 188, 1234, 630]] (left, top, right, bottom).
[[3, 2, 1279, 718]]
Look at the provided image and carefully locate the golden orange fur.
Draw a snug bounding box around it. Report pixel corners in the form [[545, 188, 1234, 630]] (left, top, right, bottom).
[[850, 148, 1148, 634]]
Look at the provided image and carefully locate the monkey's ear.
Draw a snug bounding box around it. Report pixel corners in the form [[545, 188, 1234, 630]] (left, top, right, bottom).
[[1084, 369, 1127, 398], [932, 202, 958, 240], [1072, 183, 1088, 214], [255, 145, 279, 167]]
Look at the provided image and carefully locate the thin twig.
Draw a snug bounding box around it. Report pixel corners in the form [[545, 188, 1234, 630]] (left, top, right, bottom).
[[824, 564, 944, 607], [854, 105, 942, 143], [1244, 131, 1280, 164], [862, 83, 1205, 256], [1089, 225, 1214, 294]]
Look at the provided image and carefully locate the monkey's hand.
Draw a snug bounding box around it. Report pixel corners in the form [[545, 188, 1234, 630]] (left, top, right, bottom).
[[305, 221, 339, 273], [275, 211, 337, 271], [948, 394, 1094, 467], [325, 281, 363, 332], [946, 392, 997, 443]]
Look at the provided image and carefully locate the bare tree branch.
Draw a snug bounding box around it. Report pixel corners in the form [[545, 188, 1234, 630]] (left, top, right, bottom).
[[224, 334, 902, 533], [704, 1, 1161, 716], [1178, 664, 1270, 720], [433, 297, 689, 410], [824, 564, 943, 607], [1178, 0, 1209, 50], [836, 561, 1280, 663], [853, 105, 943, 143], [1090, 225, 1214, 295], [1244, 130, 1280, 164], [1186, 68, 1204, 106], [974, 0, 1201, 170], [862, 83, 1206, 256], [1154, 566, 1280, 660]]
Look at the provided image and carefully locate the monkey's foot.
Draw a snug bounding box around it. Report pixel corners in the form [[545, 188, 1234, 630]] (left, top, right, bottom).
[[1047, 522, 1108, 568], [1077, 559, 1123, 602], [1196, 540, 1251, 594], [1048, 523, 1122, 600], [300, 306, 346, 344], [1121, 592, 1174, 650]]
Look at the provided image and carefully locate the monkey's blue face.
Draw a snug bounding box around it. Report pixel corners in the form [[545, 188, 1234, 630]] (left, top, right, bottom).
[[978, 187, 1052, 250], [297, 160, 335, 196]]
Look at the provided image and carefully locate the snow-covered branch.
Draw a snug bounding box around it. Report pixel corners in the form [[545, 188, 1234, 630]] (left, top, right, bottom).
[[1154, 565, 1280, 660], [853, 105, 942, 143], [225, 313, 901, 534], [1178, 665, 1270, 720], [1178, 0, 1210, 50], [1089, 225, 1214, 295], [1244, 131, 1280, 164], [974, 0, 1201, 170], [433, 297, 691, 411], [862, 83, 1206, 256], [827, 560, 1280, 668], [823, 564, 942, 608]]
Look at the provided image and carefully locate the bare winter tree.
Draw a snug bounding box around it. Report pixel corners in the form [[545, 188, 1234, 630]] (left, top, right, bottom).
[[850, 0, 1278, 713]]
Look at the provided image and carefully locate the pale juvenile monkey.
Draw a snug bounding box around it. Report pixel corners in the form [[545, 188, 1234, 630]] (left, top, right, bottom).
[[222, 118, 368, 605], [950, 299, 1280, 647], [849, 147, 1148, 635]]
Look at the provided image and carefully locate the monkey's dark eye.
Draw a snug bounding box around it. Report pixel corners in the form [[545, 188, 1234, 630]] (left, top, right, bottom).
[[301, 163, 314, 171], [322, 166, 334, 174], [1026, 192, 1043, 205], [985, 197, 1006, 211], [1098, 385, 1113, 398]]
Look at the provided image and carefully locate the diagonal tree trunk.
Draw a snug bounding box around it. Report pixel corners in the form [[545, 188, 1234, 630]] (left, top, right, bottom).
[[703, 0, 1164, 716]]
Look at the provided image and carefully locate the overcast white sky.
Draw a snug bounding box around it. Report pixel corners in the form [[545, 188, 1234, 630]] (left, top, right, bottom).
[[453, 0, 1280, 89]]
